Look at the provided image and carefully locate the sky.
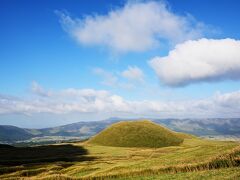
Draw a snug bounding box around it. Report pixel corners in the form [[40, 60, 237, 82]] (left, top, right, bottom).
[[1, 0, 240, 128]]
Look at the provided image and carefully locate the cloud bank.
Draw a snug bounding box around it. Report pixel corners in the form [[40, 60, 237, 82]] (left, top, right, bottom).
[[150, 38, 240, 87], [0, 82, 240, 118], [58, 1, 206, 53]]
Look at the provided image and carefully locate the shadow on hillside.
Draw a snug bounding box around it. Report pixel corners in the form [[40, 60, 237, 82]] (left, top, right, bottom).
[[0, 144, 95, 166]]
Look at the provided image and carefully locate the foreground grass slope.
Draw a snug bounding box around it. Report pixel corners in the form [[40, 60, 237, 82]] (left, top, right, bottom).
[[88, 120, 184, 148], [118, 167, 240, 180], [0, 144, 94, 166], [0, 137, 240, 179]]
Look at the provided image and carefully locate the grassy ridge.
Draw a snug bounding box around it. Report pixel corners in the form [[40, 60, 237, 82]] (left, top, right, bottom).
[[88, 120, 184, 148]]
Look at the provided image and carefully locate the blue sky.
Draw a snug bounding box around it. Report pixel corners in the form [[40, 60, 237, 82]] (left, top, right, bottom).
[[1, 0, 240, 128]]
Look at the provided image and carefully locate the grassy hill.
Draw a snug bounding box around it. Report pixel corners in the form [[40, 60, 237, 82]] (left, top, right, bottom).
[[88, 120, 184, 148]]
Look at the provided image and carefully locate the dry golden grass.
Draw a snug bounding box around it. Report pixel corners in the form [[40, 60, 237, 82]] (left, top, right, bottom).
[[0, 126, 239, 179]]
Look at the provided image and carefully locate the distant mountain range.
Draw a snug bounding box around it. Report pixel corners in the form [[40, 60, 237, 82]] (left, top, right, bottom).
[[0, 125, 33, 142], [0, 118, 240, 144]]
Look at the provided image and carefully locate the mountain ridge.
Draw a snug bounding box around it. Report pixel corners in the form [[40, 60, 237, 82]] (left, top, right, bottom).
[[1, 118, 240, 143]]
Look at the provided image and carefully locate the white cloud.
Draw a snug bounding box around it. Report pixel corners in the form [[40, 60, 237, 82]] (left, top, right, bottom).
[[31, 81, 52, 97], [1, 82, 240, 118], [58, 1, 207, 53], [121, 66, 144, 82], [93, 68, 118, 86], [92, 67, 136, 89], [150, 38, 240, 87]]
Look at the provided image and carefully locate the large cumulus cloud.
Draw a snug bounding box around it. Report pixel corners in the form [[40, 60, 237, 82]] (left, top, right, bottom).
[[57, 1, 206, 53], [150, 38, 240, 87]]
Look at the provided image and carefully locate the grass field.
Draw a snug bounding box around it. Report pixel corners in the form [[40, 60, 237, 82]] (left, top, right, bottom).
[[0, 136, 240, 179]]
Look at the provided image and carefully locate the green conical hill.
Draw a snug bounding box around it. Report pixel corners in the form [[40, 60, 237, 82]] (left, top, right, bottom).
[[88, 120, 184, 148]]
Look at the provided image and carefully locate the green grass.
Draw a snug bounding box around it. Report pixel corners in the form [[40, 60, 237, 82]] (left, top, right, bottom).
[[1, 137, 239, 179], [0, 122, 240, 179], [88, 120, 184, 148]]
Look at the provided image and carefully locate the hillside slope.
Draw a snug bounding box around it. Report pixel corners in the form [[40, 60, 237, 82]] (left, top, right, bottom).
[[88, 120, 184, 147], [0, 125, 33, 142]]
